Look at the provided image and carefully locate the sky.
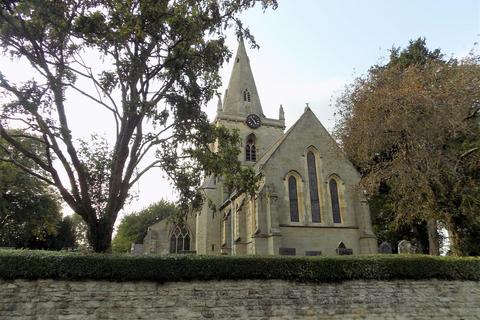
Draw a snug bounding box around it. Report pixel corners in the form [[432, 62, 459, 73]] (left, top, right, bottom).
[[1, 1, 479, 218]]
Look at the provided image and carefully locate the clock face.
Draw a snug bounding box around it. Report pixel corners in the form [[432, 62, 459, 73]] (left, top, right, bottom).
[[246, 114, 261, 129]]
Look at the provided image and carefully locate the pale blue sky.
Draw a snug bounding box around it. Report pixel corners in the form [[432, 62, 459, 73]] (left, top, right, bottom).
[[207, 1, 480, 132], [243, 0, 478, 78]]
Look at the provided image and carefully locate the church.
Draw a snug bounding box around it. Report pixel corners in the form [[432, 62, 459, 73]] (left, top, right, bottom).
[[142, 40, 377, 256]]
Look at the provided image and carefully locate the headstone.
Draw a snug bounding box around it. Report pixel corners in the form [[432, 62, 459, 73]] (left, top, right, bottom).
[[305, 251, 322, 256], [131, 243, 144, 255], [336, 242, 353, 255], [279, 247, 296, 256], [378, 241, 392, 254], [398, 240, 416, 254]]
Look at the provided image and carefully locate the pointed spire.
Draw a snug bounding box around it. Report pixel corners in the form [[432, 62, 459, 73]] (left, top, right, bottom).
[[222, 38, 264, 117], [279, 104, 285, 120]]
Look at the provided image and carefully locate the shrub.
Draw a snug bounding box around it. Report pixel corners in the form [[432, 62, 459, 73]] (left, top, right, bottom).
[[0, 250, 478, 283]]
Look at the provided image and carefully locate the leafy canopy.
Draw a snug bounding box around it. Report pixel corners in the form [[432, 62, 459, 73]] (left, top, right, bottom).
[[335, 38, 480, 255], [0, 0, 276, 252]]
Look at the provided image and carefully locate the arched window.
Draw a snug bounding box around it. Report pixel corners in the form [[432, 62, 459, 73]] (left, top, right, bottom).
[[243, 89, 251, 102], [245, 134, 256, 162], [288, 176, 299, 222], [169, 225, 191, 253], [329, 179, 342, 223], [307, 151, 321, 222]]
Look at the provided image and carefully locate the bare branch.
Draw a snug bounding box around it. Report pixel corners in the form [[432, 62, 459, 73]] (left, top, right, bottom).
[[460, 147, 479, 159]]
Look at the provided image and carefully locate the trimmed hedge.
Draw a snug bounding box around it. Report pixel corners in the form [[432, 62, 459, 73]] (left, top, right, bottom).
[[0, 249, 479, 283]]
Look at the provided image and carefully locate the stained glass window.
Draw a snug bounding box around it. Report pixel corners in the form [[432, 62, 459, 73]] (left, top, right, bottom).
[[330, 179, 342, 223], [288, 176, 299, 222], [307, 152, 321, 222]]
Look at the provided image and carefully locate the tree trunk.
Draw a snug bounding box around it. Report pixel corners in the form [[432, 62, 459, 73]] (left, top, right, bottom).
[[427, 219, 440, 255], [446, 224, 463, 256], [87, 218, 114, 253]]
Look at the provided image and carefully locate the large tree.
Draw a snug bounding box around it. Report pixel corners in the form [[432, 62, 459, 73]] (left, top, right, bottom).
[[335, 39, 480, 256], [0, 0, 275, 252]]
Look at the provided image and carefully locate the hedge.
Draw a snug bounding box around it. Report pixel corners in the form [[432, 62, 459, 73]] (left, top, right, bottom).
[[0, 249, 479, 283]]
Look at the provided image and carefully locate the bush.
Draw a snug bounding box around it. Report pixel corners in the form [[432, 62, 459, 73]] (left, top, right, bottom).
[[0, 250, 479, 283]]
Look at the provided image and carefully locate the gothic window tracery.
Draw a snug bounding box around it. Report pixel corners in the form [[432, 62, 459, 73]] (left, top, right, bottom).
[[169, 225, 191, 253], [329, 178, 342, 223], [307, 151, 321, 222], [245, 134, 256, 162]]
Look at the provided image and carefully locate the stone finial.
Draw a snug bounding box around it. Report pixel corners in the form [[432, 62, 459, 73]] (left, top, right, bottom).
[[304, 103, 310, 112], [279, 104, 285, 120], [216, 94, 223, 112]]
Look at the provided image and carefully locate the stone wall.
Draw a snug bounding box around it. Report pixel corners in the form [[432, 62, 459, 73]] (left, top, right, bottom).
[[1, 279, 478, 319]]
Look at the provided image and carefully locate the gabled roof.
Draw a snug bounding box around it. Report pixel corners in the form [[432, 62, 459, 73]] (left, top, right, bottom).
[[255, 106, 350, 169]]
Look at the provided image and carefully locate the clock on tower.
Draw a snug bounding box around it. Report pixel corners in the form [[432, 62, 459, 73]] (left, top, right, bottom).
[[245, 114, 261, 129]]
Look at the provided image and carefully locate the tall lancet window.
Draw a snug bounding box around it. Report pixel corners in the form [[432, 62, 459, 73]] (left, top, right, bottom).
[[245, 134, 256, 162], [329, 178, 342, 223], [307, 151, 321, 222], [288, 176, 300, 222], [243, 89, 251, 102]]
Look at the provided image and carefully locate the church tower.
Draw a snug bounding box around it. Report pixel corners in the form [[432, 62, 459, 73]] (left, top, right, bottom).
[[215, 38, 285, 164], [196, 39, 285, 254]]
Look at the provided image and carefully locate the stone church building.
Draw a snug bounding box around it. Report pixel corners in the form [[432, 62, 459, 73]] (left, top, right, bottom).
[[142, 40, 377, 256]]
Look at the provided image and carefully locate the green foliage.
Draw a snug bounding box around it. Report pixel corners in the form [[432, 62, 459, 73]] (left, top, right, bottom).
[[112, 200, 177, 253], [77, 135, 113, 214], [0, 134, 63, 248], [370, 193, 430, 253], [49, 216, 77, 250], [387, 38, 444, 70], [0, 250, 479, 282], [335, 38, 480, 255], [0, 0, 277, 252]]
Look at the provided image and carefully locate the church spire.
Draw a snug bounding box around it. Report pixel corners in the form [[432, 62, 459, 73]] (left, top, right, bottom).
[[222, 38, 264, 117]]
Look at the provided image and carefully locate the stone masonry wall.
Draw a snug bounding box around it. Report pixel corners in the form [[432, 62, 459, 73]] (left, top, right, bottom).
[[0, 279, 479, 319]]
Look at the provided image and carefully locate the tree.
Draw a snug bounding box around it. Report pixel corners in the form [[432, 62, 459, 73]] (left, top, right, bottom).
[[335, 38, 480, 256], [49, 216, 77, 250], [112, 199, 177, 253], [0, 133, 63, 248], [26, 215, 77, 250], [0, 0, 275, 252]]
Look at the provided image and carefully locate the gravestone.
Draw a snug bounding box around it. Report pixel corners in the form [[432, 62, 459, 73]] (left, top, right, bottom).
[[378, 241, 392, 254], [131, 243, 144, 255], [398, 240, 416, 254], [336, 242, 353, 255]]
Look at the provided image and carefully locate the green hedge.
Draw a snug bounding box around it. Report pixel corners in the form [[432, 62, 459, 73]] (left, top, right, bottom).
[[0, 249, 479, 282]]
